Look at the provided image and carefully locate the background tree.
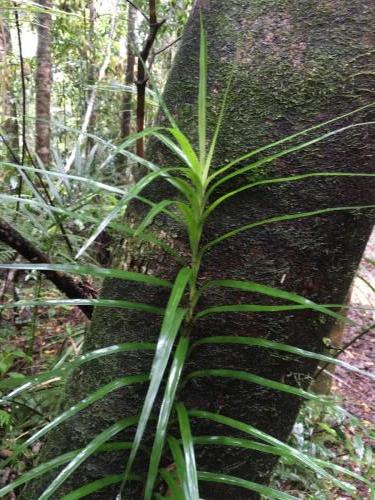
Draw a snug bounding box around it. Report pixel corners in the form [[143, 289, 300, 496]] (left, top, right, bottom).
[[120, 3, 136, 140], [0, 15, 19, 161], [35, 0, 53, 165]]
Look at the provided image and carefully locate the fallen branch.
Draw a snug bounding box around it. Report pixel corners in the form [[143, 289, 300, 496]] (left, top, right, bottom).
[[136, 0, 165, 157], [0, 217, 95, 318]]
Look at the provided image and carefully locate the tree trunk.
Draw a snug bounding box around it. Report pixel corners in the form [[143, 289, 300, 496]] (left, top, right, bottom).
[[0, 17, 19, 160], [86, 0, 97, 153], [25, 1, 375, 498], [120, 4, 136, 140], [35, 0, 52, 165]]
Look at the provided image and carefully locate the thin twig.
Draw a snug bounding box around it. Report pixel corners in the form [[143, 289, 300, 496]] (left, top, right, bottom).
[[124, 0, 149, 22], [154, 35, 181, 56], [313, 321, 375, 379]]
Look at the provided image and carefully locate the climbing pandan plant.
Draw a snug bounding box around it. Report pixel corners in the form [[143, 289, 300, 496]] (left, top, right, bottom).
[[0, 18, 375, 500]]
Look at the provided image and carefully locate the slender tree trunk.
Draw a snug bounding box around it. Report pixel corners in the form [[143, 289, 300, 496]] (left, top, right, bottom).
[[86, 0, 97, 153], [0, 17, 19, 160], [35, 0, 52, 165], [120, 4, 136, 139], [25, 1, 375, 498]]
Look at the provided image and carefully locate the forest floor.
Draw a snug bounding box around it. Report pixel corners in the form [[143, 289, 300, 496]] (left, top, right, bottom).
[[332, 229, 375, 425]]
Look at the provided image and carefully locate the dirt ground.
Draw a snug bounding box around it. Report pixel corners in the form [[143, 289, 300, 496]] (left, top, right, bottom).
[[333, 229, 375, 424]]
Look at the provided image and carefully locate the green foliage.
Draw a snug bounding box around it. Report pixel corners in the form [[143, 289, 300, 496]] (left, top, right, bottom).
[[272, 402, 375, 498]]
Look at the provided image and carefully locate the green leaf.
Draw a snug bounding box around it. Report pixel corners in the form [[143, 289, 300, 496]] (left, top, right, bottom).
[[167, 435, 189, 498], [134, 200, 176, 237], [39, 417, 139, 500], [0, 263, 172, 288], [197, 471, 298, 499], [1, 343, 155, 397], [196, 303, 339, 319], [209, 109, 375, 184], [203, 65, 235, 183], [193, 435, 282, 457], [176, 403, 199, 500], [167, 129, 201, 176], [200, 278, 348, 322], [159, 468, 185, 500], [202, 205, 375, 257], [0, 298, 164, 315], [198, 16, 207, 169], [205, 172, 375, 218], [190, 410, 356, 495], [76, 169, 171, 258], [120, 268, 191, 494], [0, 443, 135, 498], [144, 336, 189, 500], [193, 435, 371, 486], [61, 475, 140, 500], [0, 162, 126, 195], [186, 369, 326, 402], [192, 336, 375, 380], [19, 375, 148, 456]]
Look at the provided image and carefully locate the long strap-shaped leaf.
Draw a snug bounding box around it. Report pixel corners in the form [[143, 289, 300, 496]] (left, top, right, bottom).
[[0, 263, 172, 288], [159, 468, 185, 500], [39, 416, 139, 500], [134, 200, 177, 237], [167, 435, 189, 498], [206, 172, 375, 218], [0, 298, 164, 315], [208, 102, 375, 182], [176, 403, 200, 500], [0, 343, 155, 396], [201, 204, 375, 256], [119, 267, 191, 496], [193, 436, 281, 457], [209, 121, 375, 190], [199, 278, 348, 322], [196, 304, 347, 323], [190, 411, 356, 495], [198, 16, 207, 170], [76, 168, 174, 258], [192, 436, 370, 486], [144, 337, 189, 500], [197, 471, 298, 499], [61, 474, 139, 500], [192, 336, 375, 380], [186, 369, 327, 402], [0, 194, 182, 262], [14, 375, 148, 459], [0, 442, 136, 498], [0, 162, 127, 195]]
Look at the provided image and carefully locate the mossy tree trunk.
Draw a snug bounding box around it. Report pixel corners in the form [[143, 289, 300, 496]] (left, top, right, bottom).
[[26, 0, 375, 498]]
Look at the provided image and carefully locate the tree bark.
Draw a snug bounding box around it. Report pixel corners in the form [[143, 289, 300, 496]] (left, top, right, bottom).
[[35, 0, 52, 165], [25, 1, 375, 498], [0, 16, 19, 160], [86, 0, 97, 153], [120, 4, 136, 140]]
